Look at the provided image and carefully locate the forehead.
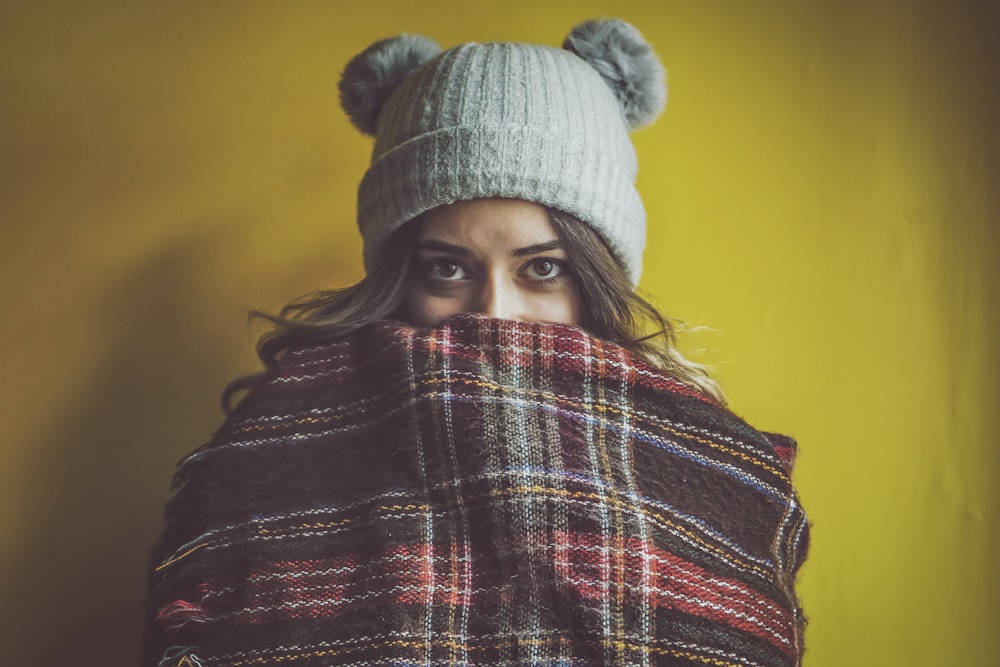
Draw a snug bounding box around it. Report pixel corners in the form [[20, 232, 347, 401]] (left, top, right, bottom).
[[418, 198, 558, 246]]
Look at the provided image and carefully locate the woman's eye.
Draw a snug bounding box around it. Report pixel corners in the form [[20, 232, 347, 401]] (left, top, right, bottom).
[[427, 260, 468, 280], [526, 258, 564, 280]]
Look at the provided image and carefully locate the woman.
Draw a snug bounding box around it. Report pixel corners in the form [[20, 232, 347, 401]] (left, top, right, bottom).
[[147, 19, 809, 667]]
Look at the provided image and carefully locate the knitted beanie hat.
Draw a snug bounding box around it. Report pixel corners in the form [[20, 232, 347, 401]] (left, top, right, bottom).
[[339, 19, 667, 285]]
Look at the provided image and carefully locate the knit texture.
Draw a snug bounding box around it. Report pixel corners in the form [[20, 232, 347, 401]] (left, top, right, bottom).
[[147, 316, 809, 666], [350, 29, 658, 285]]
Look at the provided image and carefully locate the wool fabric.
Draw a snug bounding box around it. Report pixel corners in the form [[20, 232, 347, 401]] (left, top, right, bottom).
[[344, 20, 664, 285], [146, 315, 809, 666]]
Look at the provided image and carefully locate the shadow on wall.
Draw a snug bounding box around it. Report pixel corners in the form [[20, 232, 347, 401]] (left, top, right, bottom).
[[0, 224, 271, 666]]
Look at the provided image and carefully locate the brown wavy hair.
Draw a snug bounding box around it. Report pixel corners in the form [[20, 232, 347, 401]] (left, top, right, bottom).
[[223, 208, 724, 411]]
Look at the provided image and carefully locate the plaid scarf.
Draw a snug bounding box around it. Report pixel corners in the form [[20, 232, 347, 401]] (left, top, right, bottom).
[[147, 315, 809, 667]]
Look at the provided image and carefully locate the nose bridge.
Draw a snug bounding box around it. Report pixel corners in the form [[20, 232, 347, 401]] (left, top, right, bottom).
[[480, 268, 520, 320]]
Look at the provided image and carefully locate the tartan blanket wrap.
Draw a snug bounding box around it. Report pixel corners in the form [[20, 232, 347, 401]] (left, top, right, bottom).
[[148, 315, 809, 667]]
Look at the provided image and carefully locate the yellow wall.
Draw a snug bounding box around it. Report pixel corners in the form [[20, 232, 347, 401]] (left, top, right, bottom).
[[1, 1, 996, 664]]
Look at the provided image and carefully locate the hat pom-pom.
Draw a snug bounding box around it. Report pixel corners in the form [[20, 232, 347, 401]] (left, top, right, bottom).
[[563, 19, 667, 129], [339, 34, 442, 136]]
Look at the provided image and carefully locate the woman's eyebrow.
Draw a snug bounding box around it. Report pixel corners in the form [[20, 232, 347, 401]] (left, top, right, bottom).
[[416, 239, 472, 257], [513, 240, 562, 257]]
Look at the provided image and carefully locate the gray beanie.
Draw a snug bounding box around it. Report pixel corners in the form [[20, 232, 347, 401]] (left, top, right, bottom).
[[339, 19, 667, 285]]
